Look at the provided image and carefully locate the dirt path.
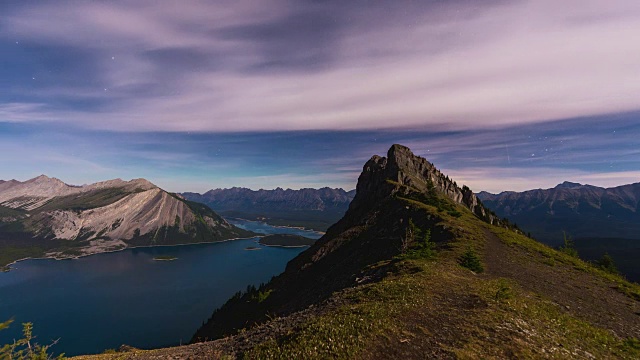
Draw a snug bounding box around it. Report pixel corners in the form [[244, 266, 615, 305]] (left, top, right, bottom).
[[482, 228, 640, 339]]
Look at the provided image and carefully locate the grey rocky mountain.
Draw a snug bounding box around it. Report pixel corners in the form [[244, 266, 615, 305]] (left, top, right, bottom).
[[0, 175, 253, 267]]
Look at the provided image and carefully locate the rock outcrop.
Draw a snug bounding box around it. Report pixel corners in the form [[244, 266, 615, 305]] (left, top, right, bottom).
[[352, 144, 497, 223]]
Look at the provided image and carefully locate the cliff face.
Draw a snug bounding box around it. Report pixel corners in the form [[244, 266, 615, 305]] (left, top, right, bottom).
[[0, 176, 253, 264], [351, 144, 497, 224]]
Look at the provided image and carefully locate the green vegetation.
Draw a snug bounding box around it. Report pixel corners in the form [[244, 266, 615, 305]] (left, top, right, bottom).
[[0, 205, 26, 217], [34, 188, 132, 213], [459, 246, 484, 273], [492, 226, 640, 301], [398, 218, 436, 259], [558, 231, 579, 257], [152, 255, 178, 261], [258, 234, 315, 247], [1, 319, 65, 359], [0, 246, 45, 269], [244, 256, 639, 359], [252, 289, 273, 303], [596, 253, 618, 274]]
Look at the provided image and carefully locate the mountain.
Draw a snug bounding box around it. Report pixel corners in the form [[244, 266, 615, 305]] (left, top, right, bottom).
[[477, 182, 640, 281], [477, 181, 640, 245], [182, 187, 356, 231], [0, 176, 254, 269], [126, 144, 636, 359]]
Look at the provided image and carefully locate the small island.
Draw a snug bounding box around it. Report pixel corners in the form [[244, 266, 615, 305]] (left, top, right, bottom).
[[258, 234, 315, 247], [153, 255, 178, 261]]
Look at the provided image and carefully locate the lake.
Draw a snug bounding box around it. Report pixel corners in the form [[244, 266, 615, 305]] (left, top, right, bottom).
[[0, 219, 323, 356]]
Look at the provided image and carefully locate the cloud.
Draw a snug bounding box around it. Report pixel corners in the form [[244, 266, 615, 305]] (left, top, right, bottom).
[[0, 1, 639, 131]]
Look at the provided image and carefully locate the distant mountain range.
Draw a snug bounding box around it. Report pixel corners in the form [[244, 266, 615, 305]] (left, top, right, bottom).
[[478, 182, 640, 281], [182, 187, 356, 231], [0, 175, 253, 268], [477, 181, 640, 245]]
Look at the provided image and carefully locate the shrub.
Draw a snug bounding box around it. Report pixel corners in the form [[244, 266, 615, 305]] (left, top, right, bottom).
[[459, 247, 484, 273], [558, 232, 579, 258], [494, 279, 513, 301], [596, 253, 618, 274], [399, 219, 436, 259]]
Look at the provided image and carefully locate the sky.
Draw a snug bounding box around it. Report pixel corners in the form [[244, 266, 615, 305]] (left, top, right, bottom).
[[1, 0, 639, 193]]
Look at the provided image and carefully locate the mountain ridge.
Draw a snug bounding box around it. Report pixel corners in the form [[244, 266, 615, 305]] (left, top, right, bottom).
[[182, 186, 356, 231], [0, 176, 254, 269]]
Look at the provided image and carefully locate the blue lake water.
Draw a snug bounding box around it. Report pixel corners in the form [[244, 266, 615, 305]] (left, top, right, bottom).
[[0, 219, 322, 356]]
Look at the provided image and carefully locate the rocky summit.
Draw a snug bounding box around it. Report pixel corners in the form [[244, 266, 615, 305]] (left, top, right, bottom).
[[0, 176, 254, 268]]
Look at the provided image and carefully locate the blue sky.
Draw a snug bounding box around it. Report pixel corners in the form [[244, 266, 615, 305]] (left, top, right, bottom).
[[1, 1, 640, 193]]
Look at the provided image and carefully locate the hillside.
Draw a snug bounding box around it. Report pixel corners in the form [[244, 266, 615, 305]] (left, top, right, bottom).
[[0, 176, 254, 269], [74, 145, 640, 359], [182, 187, 355, 231], [477, 182, 640, 282]]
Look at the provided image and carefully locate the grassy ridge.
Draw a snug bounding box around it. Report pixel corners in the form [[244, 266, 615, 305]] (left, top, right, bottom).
[[243, 195, 640, 358]]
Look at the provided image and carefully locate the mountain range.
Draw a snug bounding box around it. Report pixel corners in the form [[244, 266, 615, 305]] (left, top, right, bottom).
[[0, 175, 253, 269], [81, 144, 636, 359], [477, 181, 640, 246], [182, 187, 355, 231]]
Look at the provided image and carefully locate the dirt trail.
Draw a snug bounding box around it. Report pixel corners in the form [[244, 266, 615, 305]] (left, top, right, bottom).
[[482, 228, 640, 339]]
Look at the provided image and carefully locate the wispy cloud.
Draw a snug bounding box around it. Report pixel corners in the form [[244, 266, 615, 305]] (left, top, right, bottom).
[[2, 1, 640, 131]]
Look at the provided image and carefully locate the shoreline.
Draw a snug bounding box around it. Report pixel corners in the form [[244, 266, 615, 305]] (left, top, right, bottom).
[[1, 218, 322, 271], [1, 235, 261, 271], [259, 244, 310, 248], [225, 217, 326, 235]]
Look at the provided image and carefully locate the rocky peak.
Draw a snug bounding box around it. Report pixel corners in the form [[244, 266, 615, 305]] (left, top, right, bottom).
[[28, 174, 67, 186], [351, 144, 497, 224], [555, 181, 583, 189]]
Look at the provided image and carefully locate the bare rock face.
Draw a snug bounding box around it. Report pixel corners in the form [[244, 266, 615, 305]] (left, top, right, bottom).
[[0, 176, 252, 260], [351, 144, 497, 223]]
